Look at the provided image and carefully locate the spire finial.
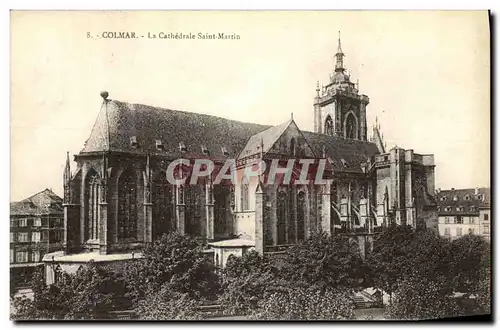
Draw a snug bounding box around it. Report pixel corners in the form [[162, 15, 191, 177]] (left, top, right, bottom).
[[64, 151, 70, 172], [291, 112, 294, 120], [335, 31, 345, 72], [337, 31, 342, 54]]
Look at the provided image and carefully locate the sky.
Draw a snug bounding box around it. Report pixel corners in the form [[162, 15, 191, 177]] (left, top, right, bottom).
[[10, 11, 490, 201]]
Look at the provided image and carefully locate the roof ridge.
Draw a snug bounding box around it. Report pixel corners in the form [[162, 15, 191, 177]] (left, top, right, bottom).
[[112, 99, 271, 129]]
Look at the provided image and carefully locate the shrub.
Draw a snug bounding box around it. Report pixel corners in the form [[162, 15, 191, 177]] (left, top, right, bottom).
[[250, 287, 355, 320]]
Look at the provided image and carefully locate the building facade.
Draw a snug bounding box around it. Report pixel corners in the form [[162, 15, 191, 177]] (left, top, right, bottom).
[[10, 189, 64, 289], [436, 187, 490, 241], [44, 36, 438, 275]]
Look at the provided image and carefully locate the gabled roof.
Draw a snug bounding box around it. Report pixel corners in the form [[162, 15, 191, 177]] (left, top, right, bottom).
[[10, 188, 63, 215], [81, 100, 270, 160], [301, 131, 380, 173], [81, 97, 379, 173], [436, 187, 490, 215], [237, 119, 292, 159]]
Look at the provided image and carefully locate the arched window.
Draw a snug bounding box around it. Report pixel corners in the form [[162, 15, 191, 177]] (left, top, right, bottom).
[[152, 171, 173, 240], [84, 169, 99, 241], [345, 113, 358, 139], [184, 185, 201, 236], [290, 138, 296, 156], [241, 176, 249, 211], [118, 168, 138, 240], [214, 185, 230, 237], [297, 190, 306, 241], [324, 115, 334, 136], [277, 189, 288, 245]]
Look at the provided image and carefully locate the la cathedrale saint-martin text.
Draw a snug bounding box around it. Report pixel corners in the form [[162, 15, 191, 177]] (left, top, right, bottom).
[[92, 31, 241, 40]]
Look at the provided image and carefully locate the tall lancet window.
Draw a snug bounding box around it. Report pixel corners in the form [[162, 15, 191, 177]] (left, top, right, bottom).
[[345, 113, 358, 139], [296, 190, 306, 242], [85, 171, 100, 241], [241, 176, 249, 211], [152, 171, 173, 240], [324, 115, 334, 136], [277, 189, 288, 245], [118, 168, 138, 240]]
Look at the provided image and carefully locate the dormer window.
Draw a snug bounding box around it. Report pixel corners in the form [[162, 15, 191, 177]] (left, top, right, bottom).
[[130, 136, 138, 148], [155, 139, 164, 151], [453, 195, 458, 201], [221, 146, 229, 157], [179, 142, 187, 153], [470, 206, 476, 212], [465, 195, 471, 201], [440, 196, 447, 202], [437, 206, 441, 212], [201, 145, 209, 155], [340, 158, 348, 168], [445, 206, 451, 212]]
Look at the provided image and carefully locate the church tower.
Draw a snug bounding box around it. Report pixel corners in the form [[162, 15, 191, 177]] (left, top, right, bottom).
[[314, 33, 369, 141]]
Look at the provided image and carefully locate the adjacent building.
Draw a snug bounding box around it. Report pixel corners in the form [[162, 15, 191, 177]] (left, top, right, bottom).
[[436, 187, 490, 241], [41, 35, 438, 279], [10, 188, 65, 289]]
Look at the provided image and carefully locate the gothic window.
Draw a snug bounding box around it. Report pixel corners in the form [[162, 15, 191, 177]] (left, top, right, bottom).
[[324, 115, 334, 136], [297, 190, 306, 242], [184, 185, 201, 236], [277, 190, 288, 245], [214, 185, 230, 237], [84, 170, 100, 241], [152, 171, 174, 240], [290, 138, 296, 156], [241, 176, 249, 211], [345, 113, 358, 139], [118, 168, 138, 240]]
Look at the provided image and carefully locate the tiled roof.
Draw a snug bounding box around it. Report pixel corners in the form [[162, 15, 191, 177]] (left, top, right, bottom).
[[436, 188, 490, 215], [81, 100, 270, 161], [10, 188, 63, 215], [301, 131, 380, 173], [237, 119, 292, 159], [81, 98, 379, 172]]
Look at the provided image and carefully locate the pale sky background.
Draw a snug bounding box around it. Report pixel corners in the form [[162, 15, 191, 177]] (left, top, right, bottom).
[[10, 11, 490, 202]]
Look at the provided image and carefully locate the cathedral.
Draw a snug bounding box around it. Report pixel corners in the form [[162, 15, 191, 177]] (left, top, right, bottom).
[[48, 36, 438, 275]]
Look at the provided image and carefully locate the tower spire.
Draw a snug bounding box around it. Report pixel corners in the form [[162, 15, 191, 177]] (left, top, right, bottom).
[[337, 31, 342, 53], [63, 152, 71, 204], [335, 31, 345, 72], [64, 151, 71, 183]]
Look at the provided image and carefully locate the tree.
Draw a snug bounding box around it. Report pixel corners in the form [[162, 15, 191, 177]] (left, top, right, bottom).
[[219, 250, 284, 315], [250, 287, 356, 320], [366, 225, 450, 299], [220, 232, 368, 316], [365, 225, 415, 296], [11, 263, 129, 320], [278, 231, 369, 292], [448, 234, 490, 296], [386, 274, 460, 320], [66, 262, 131, 319], [122, 232, 221, 305], [136, 285, 202, 320]]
